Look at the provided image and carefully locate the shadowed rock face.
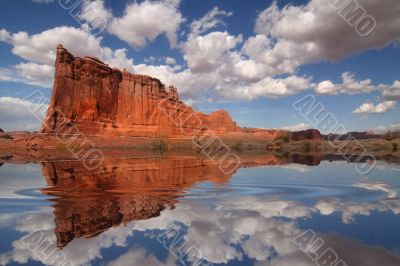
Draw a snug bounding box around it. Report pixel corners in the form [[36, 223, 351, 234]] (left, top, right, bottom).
[[0, 128, 4, 133], [41, 45, 280, 139], [291, 129, 322, 141]]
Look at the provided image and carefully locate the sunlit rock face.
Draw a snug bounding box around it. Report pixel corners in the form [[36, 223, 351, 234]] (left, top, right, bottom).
[[41, 45, 281, 139]]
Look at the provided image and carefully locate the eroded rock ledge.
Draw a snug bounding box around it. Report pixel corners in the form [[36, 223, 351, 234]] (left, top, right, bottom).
[[41, 44, 280, 139]]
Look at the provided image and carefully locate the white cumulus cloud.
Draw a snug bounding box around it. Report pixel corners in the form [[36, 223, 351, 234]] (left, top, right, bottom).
[[0, 26, 135, 88], [353, 101, 397, 114], [190, 6, 233, 36], [0, 96, 47, 131], [382, 80, 400, 101], [280, 123, 311, 131], [164, 57, 176, 65], [315, 72, 377, 95], [251, 0, 400, 74], [107, 0, 183, 49]]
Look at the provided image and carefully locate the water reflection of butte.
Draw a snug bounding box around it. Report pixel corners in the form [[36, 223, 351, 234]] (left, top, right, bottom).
[[40, 154, 322, 248], [41, 156, 236, 248]]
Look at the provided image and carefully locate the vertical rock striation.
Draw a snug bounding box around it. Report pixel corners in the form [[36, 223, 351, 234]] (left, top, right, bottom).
[[42, 45, 281, 139]]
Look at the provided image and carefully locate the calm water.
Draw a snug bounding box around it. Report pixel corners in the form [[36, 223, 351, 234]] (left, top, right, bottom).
[[0, 156, 400, 266]]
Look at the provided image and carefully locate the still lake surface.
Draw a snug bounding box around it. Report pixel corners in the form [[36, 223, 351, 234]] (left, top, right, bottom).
[[0, 156, 400, 266]]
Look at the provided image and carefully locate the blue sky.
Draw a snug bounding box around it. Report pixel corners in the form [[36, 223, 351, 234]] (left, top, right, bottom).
[[0, 0, 399, 132]]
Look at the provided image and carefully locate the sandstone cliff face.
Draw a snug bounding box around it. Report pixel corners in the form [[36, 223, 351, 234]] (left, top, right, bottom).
[[42, 45, 280, 139]]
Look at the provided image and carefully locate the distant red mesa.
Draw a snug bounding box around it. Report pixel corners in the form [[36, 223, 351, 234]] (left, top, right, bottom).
[[41, 45, 281, 139]]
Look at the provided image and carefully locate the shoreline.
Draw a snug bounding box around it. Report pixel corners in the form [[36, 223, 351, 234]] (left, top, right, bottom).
[[1, 131, 399, 166]]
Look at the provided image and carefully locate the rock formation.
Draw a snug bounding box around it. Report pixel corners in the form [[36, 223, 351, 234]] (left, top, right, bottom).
[[0, 128, 3, 133], [42, 45, 280, 139], [291, 129, 322, 141]]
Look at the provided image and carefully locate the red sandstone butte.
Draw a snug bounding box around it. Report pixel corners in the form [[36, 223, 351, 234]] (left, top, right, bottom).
[[42, 45, 281, 139]]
